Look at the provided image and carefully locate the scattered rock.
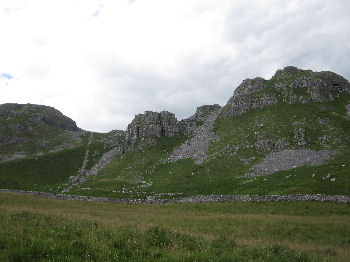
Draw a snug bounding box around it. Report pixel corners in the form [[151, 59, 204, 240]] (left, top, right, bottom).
[[1, 189, 350, 204], [294, 128, 307, 147], [245, 149, 337, 177], [165, 106, 222, 164]]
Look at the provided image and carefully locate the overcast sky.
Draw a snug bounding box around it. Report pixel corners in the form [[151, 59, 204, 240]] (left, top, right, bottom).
[[0, 0, 349, 132]]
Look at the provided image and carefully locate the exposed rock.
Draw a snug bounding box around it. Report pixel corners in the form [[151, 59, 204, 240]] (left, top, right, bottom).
[[233, 77, 267, 96], [255, 139, 290, 153], [126, 111, 180, 143], [245, 149, 337, 177], [240, 157, 256, 166], [85, 147, 124, 179], [222, 66, 350, 119], [103, 130, 126, 148], [0, 152, 27, 163], [222, 77, 279, 118], [2, 189, 350, 204], [0, 136, 26, 146], [272, 66, 304, 80], [317, 71, 350, 93], [223, 93, 277, 118], [255, 140, 275, 153], [0, 103, 78, 131], [165, 106, 222, 164], [63, 133, 93, 192], [179, 104, 221, 135], [293, 128, 307, 147]]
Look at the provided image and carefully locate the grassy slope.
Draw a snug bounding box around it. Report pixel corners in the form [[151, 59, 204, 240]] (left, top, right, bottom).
[[0, 114, 81, 158], [0, 144, 87, 192], [0, 130, 127, 192], [1, 192, 349, 261]]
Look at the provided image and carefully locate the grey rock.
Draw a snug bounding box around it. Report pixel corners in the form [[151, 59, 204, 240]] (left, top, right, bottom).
[[240, 157, 256, 166], [222, 77, 278, 118], [0, 103, 78, 131], [0, 152, 27, 163], [166, 106, 222, 164], [0, 136, 25, 145], [272, 66, 304, 80], [223, 93, 277, 118], [294, 128, 307, 147], [1, 189, 349, 204], [234, 77, 267, 96], [255, 139, 290, 153], [179, 104, 221, 135], [126, 111, 180, 143], [245, 149, 337, 177]]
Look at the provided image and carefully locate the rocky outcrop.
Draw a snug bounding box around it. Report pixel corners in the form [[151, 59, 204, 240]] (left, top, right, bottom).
[[222, 77, 277, 118], [0, 103, 78, 131], [0, 103, 84, 162], [222, 66, 350, 119], [271, 66, 304, 80], [126, 111, 180, 143], [165, 105, 222, 164], [179, 104, 221, 135]]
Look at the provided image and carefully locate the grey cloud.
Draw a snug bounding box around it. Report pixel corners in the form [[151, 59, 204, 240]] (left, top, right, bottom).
[[84, 0, 350, 132]]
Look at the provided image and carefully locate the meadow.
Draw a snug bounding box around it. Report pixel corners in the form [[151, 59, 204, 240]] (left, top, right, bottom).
[[1, 192, 349, 261]]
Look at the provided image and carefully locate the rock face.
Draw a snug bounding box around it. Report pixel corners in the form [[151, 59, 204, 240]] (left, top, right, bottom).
[[222, 66, 350, 118], [271, 66, 304, 80], [0, 103, 82, 162], [126, 111, 180, 143], [0, 103, 78, 131], [222, 77, 277, 118], [179, 104, 221, 135]]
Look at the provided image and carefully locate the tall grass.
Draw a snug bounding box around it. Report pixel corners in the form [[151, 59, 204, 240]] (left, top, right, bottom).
[[1, 192, 349, 261]]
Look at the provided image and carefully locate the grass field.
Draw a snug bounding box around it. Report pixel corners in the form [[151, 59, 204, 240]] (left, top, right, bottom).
[[1, 192, 349, 261]]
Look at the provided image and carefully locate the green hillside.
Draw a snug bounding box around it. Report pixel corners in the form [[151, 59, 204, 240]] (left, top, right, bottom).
[[69, 67, 350, 199], [1, 67, 350, 198]]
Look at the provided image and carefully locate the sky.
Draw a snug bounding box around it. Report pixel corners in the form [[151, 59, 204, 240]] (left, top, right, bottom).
[[0, 0, 349, 132]]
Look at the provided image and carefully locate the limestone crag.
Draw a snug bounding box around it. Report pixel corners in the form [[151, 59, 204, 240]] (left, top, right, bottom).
[[222, 78, 277, 118], [166, 105, 222, 164], [179, 104, 221, 135], [0, 103, 84, 162], [271, 66, 304, 80], [222, 66, 350, 118], [0, 103, 78, 131], [126, 111, 180, 143]]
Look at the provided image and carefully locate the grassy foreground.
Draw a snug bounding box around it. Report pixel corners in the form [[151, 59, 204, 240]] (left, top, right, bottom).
[[1, 193, 350, 261]]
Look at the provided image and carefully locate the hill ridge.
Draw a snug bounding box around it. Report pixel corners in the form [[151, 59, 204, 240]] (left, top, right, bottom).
[[1, 65, 350, 199]]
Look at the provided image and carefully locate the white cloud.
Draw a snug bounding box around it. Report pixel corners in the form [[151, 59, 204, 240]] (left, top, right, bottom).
[[0, 0, 349, 132]]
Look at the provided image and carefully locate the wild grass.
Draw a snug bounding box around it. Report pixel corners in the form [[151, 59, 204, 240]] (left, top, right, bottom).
[[1, 192, 349, 261], [0, 145, 87, 192]]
